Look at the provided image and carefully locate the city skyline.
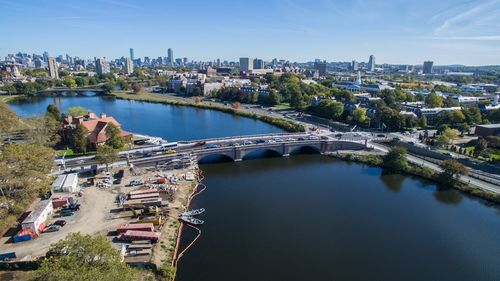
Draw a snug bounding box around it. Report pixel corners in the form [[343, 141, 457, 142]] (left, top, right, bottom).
[[1, 0, 500, 65]]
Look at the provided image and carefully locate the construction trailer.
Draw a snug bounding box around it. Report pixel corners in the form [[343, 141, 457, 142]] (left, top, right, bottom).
[[52, 173, 79, 193], [21, 199, 53, 235]]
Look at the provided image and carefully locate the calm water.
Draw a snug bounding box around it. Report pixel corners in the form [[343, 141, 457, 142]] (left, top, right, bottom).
[[7, 94, 284, 141], [178, 155, 500, 281]]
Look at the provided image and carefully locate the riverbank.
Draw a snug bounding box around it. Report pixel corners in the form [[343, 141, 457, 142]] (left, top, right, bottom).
[[109, 91, 305, 133], [328, 150, 500, 204]]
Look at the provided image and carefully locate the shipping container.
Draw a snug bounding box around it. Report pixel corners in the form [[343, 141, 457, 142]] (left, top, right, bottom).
[[117, 223, 154, 234], [117, 230, 160, 243], [128, 193, 160, 200], [128, 189, 158, 196]]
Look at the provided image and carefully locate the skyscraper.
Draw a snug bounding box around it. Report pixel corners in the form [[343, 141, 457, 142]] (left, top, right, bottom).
[[124, 57, 134, 75], [253, 58, 264, 69], [351, 60, 359, 71], [368, 55, 375, 71], [95, 57, 110, 75], [42, 51, 49, 63], [167, 48, 174, 65], [129, 48, 135, 61], [239, 57, 253, 71], [423, 61, 434, 74], [314, 62, 327, 76], [47, 57, 59, 79]]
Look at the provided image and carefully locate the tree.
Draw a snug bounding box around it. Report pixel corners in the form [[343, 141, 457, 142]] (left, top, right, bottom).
[[439, 159, 468, 182], [457, 123, 469, 136], [352, 108, 368, 124], [67, 106, 90, 117], [105, 123, 124, 149], [425, 92, 443, 108], [266, 89, 281, 106], [72, 124, 89, 153], [314, 100, 344, 119], [96, 145, 119, 171], [31, 233, 138, 281], [383, 146, 408, 172], [436, 128, 459, 146], [473, 138, 488, 158], [46, 104, 62, 122], [101, 82, 114, 94], [63, 77, 77, 88], [418, 116, 427, 128], [131, 82, 142, 94]]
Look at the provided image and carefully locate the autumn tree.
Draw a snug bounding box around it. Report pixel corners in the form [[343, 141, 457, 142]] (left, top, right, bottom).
[[96, 144, 119, 171], [72, 123, 89, 153], [105, 123, 124, 149], [30, 233, 138, 281]]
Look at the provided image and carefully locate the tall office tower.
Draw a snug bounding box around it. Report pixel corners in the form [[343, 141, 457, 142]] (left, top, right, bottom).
[[124, 57, 134, 75], [216, 58, 221, 67], [183, 57, 188, 65], [95, 57, 110, 75], [167, 48, 174, 65], [43, 51, 49, 62], [253, 58, 264, 69], [314, 62, 327, 76], [423, 61, 434, 74], [129, 48, 135, 61], [352, 60, 359, 71], [239, 57, 253, 71], [368, 55, 375, 71], [47, 57, 59, 79]]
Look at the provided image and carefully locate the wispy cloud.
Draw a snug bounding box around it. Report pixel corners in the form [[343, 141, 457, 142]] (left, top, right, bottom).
[[434, 1, 499, 35]]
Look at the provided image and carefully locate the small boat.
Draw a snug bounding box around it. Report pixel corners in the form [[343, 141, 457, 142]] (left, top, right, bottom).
[[182, 208, 205, 217], [180, 215, 204, 225]]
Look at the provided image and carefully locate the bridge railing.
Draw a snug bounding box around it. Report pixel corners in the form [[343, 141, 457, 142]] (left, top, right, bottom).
[[177, 132, 309, 145]]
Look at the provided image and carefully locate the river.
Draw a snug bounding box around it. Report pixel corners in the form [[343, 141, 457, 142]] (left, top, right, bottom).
[[7, 95, 500, 281], [7, 94, 285, 141]]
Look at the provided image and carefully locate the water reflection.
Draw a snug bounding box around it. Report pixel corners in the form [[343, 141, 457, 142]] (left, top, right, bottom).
[[380, 172, 405, 192], [433, 188, 463, 205]]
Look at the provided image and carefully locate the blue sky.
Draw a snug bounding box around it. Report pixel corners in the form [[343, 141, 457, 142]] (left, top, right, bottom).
[[1, 0, 499, 65]]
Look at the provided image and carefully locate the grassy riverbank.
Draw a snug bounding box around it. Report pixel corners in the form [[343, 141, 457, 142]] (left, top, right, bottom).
[[109, 91, 305, 133], [328, 151, 500, 204]]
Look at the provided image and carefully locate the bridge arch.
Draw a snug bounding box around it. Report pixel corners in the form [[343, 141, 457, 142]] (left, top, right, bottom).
[[197, 152, 235, 164], [289, 144, 321, 155], [241, 147, 283, 160]]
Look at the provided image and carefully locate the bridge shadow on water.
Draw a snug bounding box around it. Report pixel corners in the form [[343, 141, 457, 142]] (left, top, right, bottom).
[[198, 154, 235, 164], [198, 146, 321, 164]]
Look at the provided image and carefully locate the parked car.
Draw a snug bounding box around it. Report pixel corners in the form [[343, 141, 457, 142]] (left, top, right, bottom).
[[53, 220, 66, 227], [113, 178, 122, 185], [243, 140, 254, 145], [143, 152, 154, 157], [163, 149, 177, 154], [285, 138, 295, 141], [307, 135, 320, 140], [298, 137, 306, 141], [43, 225, 61, 233], [63, 203, 80, 211], [256, 139, 266, 144], [129, 179, 144, 186], [266, 139, 276, 143], [274, 138, 284, 142], [206, 144, 219, 149], [60, 210, 75, 217]]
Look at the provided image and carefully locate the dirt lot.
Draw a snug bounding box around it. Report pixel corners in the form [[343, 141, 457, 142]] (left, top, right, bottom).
[[0, 175, 127, 259], [0, 161, 199, 273]]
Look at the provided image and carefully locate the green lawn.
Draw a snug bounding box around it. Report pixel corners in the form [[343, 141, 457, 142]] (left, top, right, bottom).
[[272, 103, 292, 111], [56, 148, 95, 157]]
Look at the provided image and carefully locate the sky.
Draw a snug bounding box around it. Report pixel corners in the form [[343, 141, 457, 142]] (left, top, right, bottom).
[[1, 0, 499, 65]]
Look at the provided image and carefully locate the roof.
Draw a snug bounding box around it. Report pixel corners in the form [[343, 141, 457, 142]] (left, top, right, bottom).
[[476, 124, 500, 129], [22, 200, 52, 224]]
